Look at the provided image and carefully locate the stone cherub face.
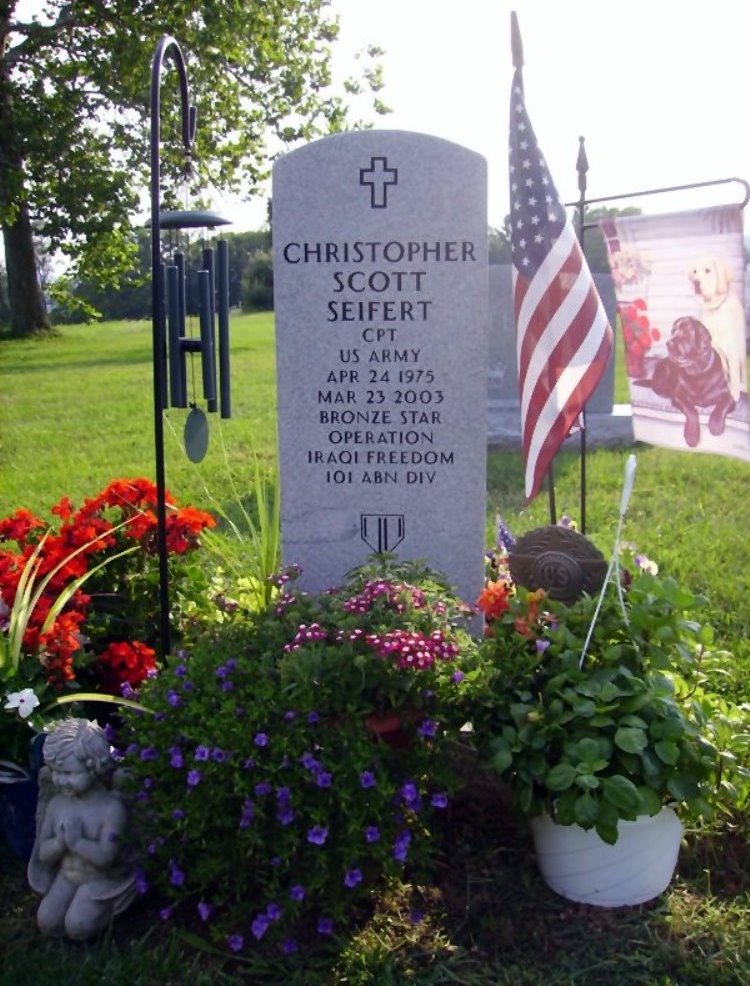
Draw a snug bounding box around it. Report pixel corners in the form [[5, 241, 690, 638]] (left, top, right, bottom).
[[42, 718, 112, 795], [48, 750, 98, 799]]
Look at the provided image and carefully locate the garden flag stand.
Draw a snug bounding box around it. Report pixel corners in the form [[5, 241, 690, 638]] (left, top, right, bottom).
[[149, 36, 233, 656], [510, 11, 750, 532]]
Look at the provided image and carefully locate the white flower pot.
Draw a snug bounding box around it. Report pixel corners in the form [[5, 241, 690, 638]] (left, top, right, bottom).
[[530, 806, 683, 907]]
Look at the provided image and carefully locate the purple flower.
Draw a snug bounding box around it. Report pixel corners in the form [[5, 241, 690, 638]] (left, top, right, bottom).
[[284, 710, 297, 721], [134, 868, 149, 894], [431, 792, 449, 809], [194, 745, 210, 761], [282, 938, 298, 955], [167, 690, 181, 707], [536, 638, 551, 654], [401, 781, 420, 807], [172, 807, 185, 820], [211, 747, 226, 762], [174, 662, 187, 677], [317, 916, 335, 935], [418, 718, 438, 738], [169, 747, 184, 769], [254, 732, 269, 747], [360, 770, 376, 789], [289, 884, 306, 902], [254, 782, 272, 797], [197, 901, 212, 922], [276, 786, 291, 802], [365, 825, 381, 843], [227, 933, 244, 952], [266, 902, 282, 921], [301, 752, 321, 771], [181, 679, 194, 692], [221, 680, 234, 692], [307, 825, 328, 845], [170, 863, 185, 886], [451, 670, 466, 684], [251, 914, 270, 940], [139, 747, 158, 761], [393, 829, 412, 862], [315, 770, 333, 788], [160, 906, 174, 921], [410, 909, 425, 924], [344, 868, 363, 888], [277, 806, 295, 826], [239, 798, 255, 829], [187, 769, 202, 788], [307, 711, 320, 724], [243, 757, 256, 770]]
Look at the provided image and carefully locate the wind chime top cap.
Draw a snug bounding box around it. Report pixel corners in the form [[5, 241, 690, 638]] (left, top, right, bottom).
[[148, 209, 232, 230]]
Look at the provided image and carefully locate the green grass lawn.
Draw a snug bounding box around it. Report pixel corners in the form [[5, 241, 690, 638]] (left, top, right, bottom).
[[1, 316, 749, 983]]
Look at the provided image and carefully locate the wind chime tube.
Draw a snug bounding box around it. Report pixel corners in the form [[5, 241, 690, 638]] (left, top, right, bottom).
[[166, 264, 186, 407], [158, 263, 169, 408], [202, 246, 216, 342], [173, 250, 187, 405], [197, 268, 217, 409], [216, 237, 231, 418]]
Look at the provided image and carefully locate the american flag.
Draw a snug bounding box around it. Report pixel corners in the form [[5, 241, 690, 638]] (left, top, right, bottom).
[[510, 65, 613, 502]]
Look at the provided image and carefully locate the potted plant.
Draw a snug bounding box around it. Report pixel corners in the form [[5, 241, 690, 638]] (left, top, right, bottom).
[[472, 540, 748, 907], [271, 555, 477, 745]]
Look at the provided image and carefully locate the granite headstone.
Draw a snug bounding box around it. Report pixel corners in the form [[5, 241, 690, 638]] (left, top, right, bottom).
[[273, 130, 488, 603]]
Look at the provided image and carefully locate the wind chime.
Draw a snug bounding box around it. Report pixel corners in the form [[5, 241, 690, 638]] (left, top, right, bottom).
[[157, 209, 232, 462], [150, 34, 235, 655]]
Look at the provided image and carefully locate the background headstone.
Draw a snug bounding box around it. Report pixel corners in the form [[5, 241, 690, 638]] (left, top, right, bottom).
[[486, 264, 630, 445], [273, 130, 488, 603]]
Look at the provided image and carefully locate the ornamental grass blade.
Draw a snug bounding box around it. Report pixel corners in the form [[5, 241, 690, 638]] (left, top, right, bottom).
[[5, 533, 49, 675]]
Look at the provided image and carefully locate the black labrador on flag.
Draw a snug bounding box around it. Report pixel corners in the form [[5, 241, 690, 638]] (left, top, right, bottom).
[[635, 315, 736, 447]]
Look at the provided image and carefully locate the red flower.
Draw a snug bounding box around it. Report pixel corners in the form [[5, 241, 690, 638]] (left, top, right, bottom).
[[476, 579, 513, 620], [96, 640, 157, 692], [0, 509, 46, 545]]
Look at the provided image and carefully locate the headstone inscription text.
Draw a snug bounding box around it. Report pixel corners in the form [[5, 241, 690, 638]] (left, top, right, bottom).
[[273, 131, 488, 603]]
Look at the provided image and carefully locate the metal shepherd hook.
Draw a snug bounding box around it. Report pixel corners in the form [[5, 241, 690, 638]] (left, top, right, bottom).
[[150, 36, 197, 657]]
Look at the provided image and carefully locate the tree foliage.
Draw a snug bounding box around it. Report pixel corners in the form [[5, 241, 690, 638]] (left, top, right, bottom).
[[0, 1, 385, 335]]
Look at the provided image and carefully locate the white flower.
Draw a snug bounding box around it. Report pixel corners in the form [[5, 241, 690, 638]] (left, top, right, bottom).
[[4, 688, 40, 719], [634, 553, 659, 576]]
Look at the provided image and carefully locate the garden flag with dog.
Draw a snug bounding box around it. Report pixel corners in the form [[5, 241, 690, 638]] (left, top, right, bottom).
[[600, 206, 749, 461], [509, 14, 613, 502]]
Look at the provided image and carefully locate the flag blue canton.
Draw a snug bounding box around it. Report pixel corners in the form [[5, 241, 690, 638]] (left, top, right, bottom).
[[509, 70, 566, 276]]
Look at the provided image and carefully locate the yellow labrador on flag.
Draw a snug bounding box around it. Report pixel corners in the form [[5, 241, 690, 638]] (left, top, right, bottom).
[[689, 256, 747, 402]]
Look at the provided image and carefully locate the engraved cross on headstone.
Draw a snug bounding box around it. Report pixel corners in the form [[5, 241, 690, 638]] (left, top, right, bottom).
[[359, 156, 398, 208]]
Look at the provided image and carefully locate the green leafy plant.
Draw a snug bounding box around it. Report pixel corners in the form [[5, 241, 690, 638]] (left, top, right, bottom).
[[473, 545, 749, 844], [117, 556, 476, 956], [0, 479, 214, 764]]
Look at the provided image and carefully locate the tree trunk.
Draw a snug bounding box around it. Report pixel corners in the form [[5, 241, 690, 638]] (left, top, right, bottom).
[[0, 22, 50, 337], [2, 205, 49, 335]]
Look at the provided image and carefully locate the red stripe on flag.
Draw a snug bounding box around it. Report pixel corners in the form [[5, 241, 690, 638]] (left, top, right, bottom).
[[523, 330, 612, 501], [521, 280, 605, 451], [516, 244, 585, 394]]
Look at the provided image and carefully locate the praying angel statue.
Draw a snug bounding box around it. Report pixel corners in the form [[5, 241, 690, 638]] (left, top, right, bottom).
[[27, 718, 136, 940]]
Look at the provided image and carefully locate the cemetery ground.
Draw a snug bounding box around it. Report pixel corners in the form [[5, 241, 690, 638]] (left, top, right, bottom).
[[1, 314, 749, 984]]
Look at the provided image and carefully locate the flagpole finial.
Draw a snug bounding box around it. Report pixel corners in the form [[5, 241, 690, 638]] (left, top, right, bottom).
[[511, 11, 524, 69]]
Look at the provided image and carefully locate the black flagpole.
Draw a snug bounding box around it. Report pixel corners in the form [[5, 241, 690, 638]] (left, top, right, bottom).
[[511, 10, 556, 525], [576, 137, 588, 534]]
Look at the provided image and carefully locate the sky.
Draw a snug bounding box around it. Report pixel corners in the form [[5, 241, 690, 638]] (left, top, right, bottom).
[[13, 0, 750, 232], [318, 0, 750, 231]]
